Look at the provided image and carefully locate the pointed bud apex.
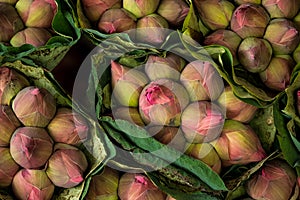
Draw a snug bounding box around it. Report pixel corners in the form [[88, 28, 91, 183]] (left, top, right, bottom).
[[262, 0, 300, 19]]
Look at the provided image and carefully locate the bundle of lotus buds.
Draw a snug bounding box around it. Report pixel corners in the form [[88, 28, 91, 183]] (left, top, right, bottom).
[[0, 66, 90, 199]]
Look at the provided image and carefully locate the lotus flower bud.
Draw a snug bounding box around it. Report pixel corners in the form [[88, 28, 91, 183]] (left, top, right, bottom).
[[15, 0, 57, 28], [82, 0, 121, 22], [262, 0, 300, 19], [231, 4, 270, 39], [211, 120, 266, 166], [204, 29, 242, 66], [10, 27, 52, 47], [293, 43, 300, 63], [294, 12, 300, 30], [0, 67, 30, 105], [180, 60, 224, 101], [0, 3, 24, 42], [118, 173, 166, 200], [264, 18, 300, 55], [12, 169, 55, 200], [136, 14, 169, 45], [0, 0, 17, 4], [0, 147, 20, 187], [148, 126, 187, 152], [217, 86, 258, 123], [186, 143, 221, 174], [12, 86, 57, 127], [246, 159, 296, 200], [113, 107, 145, 126], [111, 61, 149, 107], [181, 101, 225, 143], [46, 143, 88, 188], [0, 105, 21, 147], [98, 8, 136, 34], [10, 127, 54, 169], [194, 0, 235, 30], [259, 55, 294, 91], [139, 79, 189, 126], [86, 167, 119, 200], [123, 0, 160, 18], [47, 108, 89, 146], [234, 0, 261, 4], [145, 53, 186, 81], [238, 37, 273, 73], [157, 0, 190, 27]]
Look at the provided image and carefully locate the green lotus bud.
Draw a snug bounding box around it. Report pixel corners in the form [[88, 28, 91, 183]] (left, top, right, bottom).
[[111, 61, 149, 107], [204, 29, 242, 66], [10, 27, 52, 47], [86, 167, 119, 200], [118, 173, 167, 200], [264, 18, 300, 55], [259, 55, 294, 91], [10, 127, 54, 169], [47, 107, 89, 146], [139, 79, 189, 126], [46, 143, 88, 188], [0, 147, 20, 187], [157, 0, 190, 27], [217, 86, 258, 123], [0, 67, 30, 105], [181, 101, 225, 143], [123, 0, 160, 18], [113, 107, 145, 126], [238, 37, 273, 73], [148, 126, 187, 152], [82, 0, 121, 22], [293, 43, 300, 63], [180, 60, 224, 101], [98, 8, 136, 34], [194, 0, 235, 30], [12, 86, 57, 127], [0, 3, 24, 42], [246, 159, 297, 200], [0, 0, 17, 4], [15, 0, 57, 28], [186, 143, 221, 174], [145, 53, 186, 81], [12, 169, 55, 200], [234, 0, 261, 4], [231, 3, 270, 39], [262, 0, 300, 19], [211, 120, 266, 166]]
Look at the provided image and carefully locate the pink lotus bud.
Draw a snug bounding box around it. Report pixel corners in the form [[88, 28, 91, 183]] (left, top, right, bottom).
[[180, 60, 224, 101], [12, 169, 55, 200], [46, 143, 88, 188], [139, 79, 189, 126], [217, 86, 258, 123], [211, 120, 266, 166], [238, 37, 273, 73], [113, 107, 145, 126], [82, 0, 121, 22], [145, 53, 186, 81], [231, 3, 270, 39], [181, 101, 225, 143], [10, 127, 54, 169], [0, 147, 20, 187], [12, 86, 57, 127], [10, 27, 52, 47], [98, 8, 136, 34], [157, 0, 190, 27], [0, 105, 21, 147], [262, 0, 300, 19], [47, 107, 89, 146], [0, 67, 30, 105], [259, 55, 294, 91], [264, 18, 300, 55], [15, 0, 57, 28], [118, 173, 166, 200], [123, 0, 160, 18], [111, 61, 149, 107], [204, 29, 242, 66], [246, 159, 297, 200], [186, 143, 222, 174]]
